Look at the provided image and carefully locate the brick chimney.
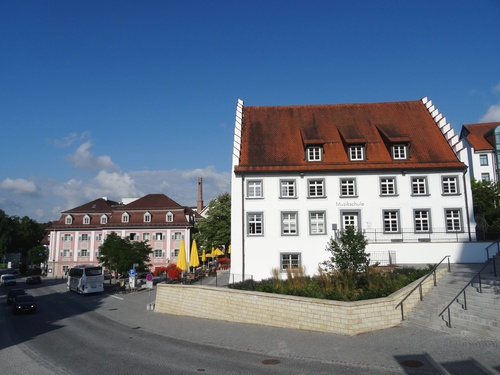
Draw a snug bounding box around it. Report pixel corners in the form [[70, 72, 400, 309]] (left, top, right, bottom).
[[197, 177, 204, 212]]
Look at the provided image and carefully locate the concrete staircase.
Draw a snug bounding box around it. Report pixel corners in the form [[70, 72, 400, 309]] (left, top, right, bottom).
[[402, 260, 500, 341]]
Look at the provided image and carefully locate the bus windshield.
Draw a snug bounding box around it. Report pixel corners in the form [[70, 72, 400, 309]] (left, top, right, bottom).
[[85, 267, 102, 276]]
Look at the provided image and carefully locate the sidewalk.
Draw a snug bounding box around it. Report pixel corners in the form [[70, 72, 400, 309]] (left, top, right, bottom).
[[95, 273, 500, 374]]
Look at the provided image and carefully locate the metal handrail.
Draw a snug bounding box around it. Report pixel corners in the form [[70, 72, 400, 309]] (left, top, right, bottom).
[[438, 255, 498, 328], [395, 255, 451, 320]]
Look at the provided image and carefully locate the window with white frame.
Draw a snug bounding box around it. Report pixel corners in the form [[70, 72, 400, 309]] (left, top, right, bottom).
[[340, 178, 356, 197], [96, 233, 102, 241], [383, 210, 399, 233], [62, 266, 69, 274], [308, 179, 325, 197], [442, 176, 458, 195], [247, 180, 263, 198], [122, 213, 129, 223], [152, 249, 163, 258], [349, 145, 364, 161], [62, 234, 72, 242], [307, 146, 322, 162], [481, 173, 490, 182], [143, 233, 150, 241], [62, 249, 71, 257], [280, 180, 296, 198], [445, 209, 462, 232], [247, 213, 263, 235], [100, 215, 107, 224], [144, 212, 151, 222], [129, 233, 138, 241], [392, 145, 407, 160], [281, 212, 298, 235], [80, 234, 89, 242], [380, 177, 396, 196], [166, 212, 174, 222], [414, 210, 430, 232], [65, 215, 73, 225], [309, 211, 326, 235], [172, 232, 183, 240], [411, 177, 428, 195], [155, 232, 164, 241], [79, 249, 88, 257], [83, 215, 90, 225], [281, 253, 300, 270], [479, 154, 488, 166]]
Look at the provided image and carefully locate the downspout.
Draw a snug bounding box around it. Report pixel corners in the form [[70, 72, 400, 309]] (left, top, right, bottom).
[[462, 169, 472, 241], [241, 173, 245, 280]]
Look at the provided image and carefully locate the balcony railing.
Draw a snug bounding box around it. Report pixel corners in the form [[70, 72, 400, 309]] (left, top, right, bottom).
[[362, 228, 471, 243]]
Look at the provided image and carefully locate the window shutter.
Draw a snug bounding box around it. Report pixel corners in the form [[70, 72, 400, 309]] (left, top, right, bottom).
[[70, 251, 72, 256], [162, 251, 165, 257], [60, 251, 63, 257], [78, 251, 81, 257], [171, 234, 174, 240]]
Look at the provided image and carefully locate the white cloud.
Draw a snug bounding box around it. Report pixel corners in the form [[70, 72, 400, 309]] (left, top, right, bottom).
[[66, 141, 120, 172], [493, 82, 500, 93], [479, 103, 500, 122], [49, 131, 90, 148], [0, 178, 39, 195]]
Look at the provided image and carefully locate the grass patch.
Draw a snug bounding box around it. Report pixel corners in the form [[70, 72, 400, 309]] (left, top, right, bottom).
[[229, 265, 434, 301]]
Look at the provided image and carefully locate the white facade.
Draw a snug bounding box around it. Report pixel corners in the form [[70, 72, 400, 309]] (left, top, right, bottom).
[[231, 98, 484, 282]]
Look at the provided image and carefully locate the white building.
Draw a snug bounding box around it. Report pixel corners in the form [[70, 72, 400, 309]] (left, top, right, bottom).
[[459, 122, 500, 183], [231, 98, 484, 282]]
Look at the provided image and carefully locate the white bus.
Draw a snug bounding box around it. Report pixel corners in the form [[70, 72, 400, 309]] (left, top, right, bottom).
[[67, 265, 104, 294]]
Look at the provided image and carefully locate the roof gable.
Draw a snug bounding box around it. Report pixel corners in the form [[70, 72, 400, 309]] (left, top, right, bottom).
[[461, 122, 500, 151], [235, 99, 465, 172]]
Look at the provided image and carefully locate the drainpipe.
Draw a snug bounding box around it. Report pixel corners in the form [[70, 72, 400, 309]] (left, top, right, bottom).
[[241, 173, 245, 281], [462, 169, 472, 241]]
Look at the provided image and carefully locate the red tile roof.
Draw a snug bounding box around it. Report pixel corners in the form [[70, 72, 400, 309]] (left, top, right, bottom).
[[461, 122, 500, 151], [235, 100, 466, 172]]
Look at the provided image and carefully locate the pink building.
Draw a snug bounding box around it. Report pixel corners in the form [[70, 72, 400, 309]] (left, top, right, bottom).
[[46, 194, 199, 277]]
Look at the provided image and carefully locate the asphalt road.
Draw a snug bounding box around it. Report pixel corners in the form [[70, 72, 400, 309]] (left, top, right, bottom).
[[1, 277, 499, 374]]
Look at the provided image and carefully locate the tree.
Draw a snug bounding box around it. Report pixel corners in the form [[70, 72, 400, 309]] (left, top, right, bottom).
[[194, 192, 231, 253], [471, 179, 500, 239], [98, 232, 152, 276], [321, 226, 370, 276], [27, 245, 48, 268]]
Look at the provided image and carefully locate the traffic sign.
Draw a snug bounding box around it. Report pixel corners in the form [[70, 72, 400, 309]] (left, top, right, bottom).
[[146, 273, 153, 282], [129, 269, 136, 275]]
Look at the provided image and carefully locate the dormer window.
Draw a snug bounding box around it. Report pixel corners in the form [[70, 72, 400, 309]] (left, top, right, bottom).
[[166, 212, 174, 222], [392, 145, 408, 160], [65, 215, 73, 225], [144, 212, 151, 223], [122, 212, 129, 223], [100, 215, 108, 224], [349, 145, 365, 161], [307, 146, 322, 162], [83, 215, 91, 225]]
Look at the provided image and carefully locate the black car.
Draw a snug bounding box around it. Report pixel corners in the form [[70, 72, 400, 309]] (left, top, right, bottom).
[[12, 294, 37, 314], [26, 275, 42, 285], [7, 288, 27, 305]]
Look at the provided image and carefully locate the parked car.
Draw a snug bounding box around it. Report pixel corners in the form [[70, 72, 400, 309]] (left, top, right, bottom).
[[26, 275, 42, 285], [0, 274, 16, 286], [7, 288, 27, 305], [12, 294, 37, 314]]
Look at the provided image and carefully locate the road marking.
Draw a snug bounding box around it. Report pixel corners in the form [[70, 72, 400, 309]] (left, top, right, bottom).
[[109, 294, 124, 300]]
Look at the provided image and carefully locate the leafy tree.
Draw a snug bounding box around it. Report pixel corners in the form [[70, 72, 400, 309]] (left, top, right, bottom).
[[321, 225, 370, 276], [471, 179, 500, 239], [27, 245, 48, 267], [98, 232, 152, 276], [194, 192, 231, 253]]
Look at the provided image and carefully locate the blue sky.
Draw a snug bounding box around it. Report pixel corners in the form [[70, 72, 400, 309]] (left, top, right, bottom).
[[1, 0, 499, 223]]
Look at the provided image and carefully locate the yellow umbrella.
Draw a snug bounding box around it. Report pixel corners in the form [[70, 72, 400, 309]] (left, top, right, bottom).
[[201, 249, 206, 262], [189, 240, 200, 268], [228, 245, 231, 254], [209, 247, 216, 258], [176, 240, 188, 271], [214, 248, 224, 256]]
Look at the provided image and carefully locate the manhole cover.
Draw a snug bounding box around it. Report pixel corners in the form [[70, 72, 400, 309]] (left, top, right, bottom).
[[262, 359, 280, 365], [401, 360, 424, 368]]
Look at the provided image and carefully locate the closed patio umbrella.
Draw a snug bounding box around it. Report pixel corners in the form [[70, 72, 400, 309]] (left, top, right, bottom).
[[177, 240, 188, 271], [189, 240, 200, 268], [201, 249, 207, 263], [214, 248, 224, 256]]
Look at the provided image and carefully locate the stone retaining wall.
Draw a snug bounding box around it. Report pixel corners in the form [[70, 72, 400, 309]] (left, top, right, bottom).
[[155, 268, 447, 335]]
